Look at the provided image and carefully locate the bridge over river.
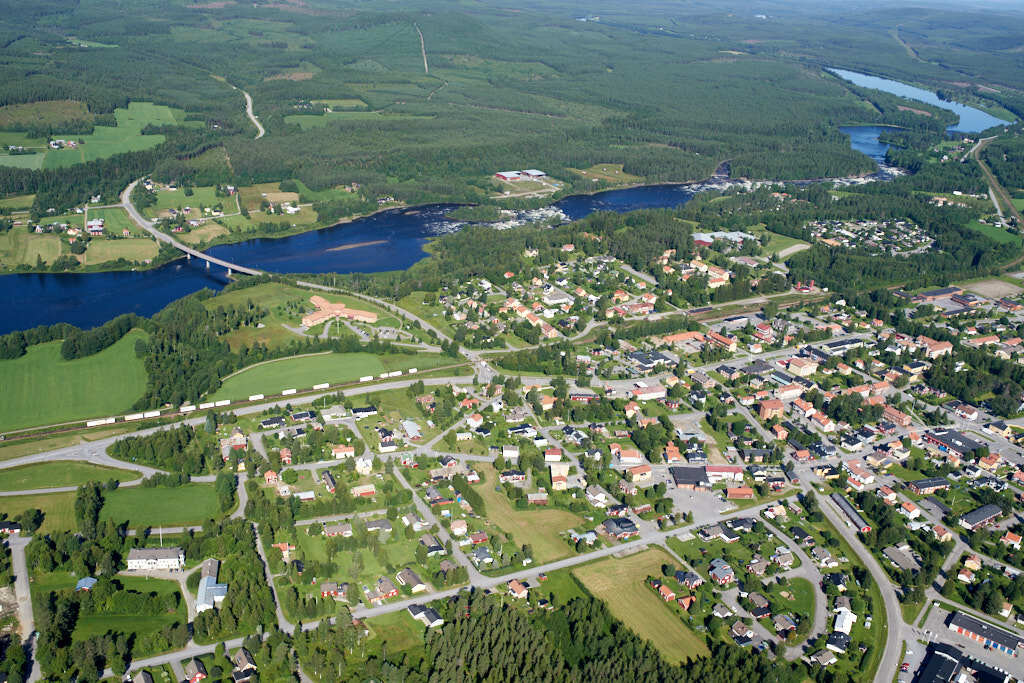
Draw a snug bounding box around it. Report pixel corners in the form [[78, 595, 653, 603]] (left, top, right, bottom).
[[119, 180, 263, 276]]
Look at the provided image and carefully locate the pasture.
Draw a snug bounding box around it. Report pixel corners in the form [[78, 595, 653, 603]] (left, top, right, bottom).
[[0, 231, 63, 268], [573, 547, 710, 664], [0, 330, 149, 431]]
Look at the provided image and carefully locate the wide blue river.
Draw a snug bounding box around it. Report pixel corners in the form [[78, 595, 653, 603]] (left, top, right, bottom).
[[0, 70, 1011, 334]]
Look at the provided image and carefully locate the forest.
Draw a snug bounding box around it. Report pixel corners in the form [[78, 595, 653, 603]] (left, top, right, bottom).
[[1, 0, 1020, 217]]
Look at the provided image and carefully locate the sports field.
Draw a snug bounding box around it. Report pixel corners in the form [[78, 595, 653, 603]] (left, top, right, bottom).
[[573, 547, 710, 664], [477, 464, 581, 563], [0, 461, 140, 491], [0, 491, 76, 532], [0, 330, 149, 431], [100, 484, 221, 527], [210, 351, 450, 400]]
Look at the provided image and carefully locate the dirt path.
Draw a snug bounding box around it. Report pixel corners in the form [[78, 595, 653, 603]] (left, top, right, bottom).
[[778, 243, 811, 258], [415, 24, 428, 74]]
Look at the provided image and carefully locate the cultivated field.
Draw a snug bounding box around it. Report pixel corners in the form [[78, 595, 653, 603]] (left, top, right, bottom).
[[84, 238, 159, 264], [477, 465, 581, 563], [0, 461, 139, 491], [0, 330, 149, 431], [573, 547, 711, 664], [0, 231, 63, 267], [210, 351, 451, 401], [100, 483, 221, 527], [43, 102, 183, 168]]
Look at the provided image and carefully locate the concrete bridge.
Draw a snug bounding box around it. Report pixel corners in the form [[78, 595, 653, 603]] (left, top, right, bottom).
[[119, 180, 263, 277]]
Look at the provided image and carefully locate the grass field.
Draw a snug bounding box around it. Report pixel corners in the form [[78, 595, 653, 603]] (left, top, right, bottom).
[[0, 194, 34, 210], [178, 223, 228, 245], [0, 152, 45, 169], [573, 547, 710, 664], [43, 102, 182, 169], [571, 163, 642, 185], [0, 330, 149, 431], [966, 219, 1021, 244], [144, 185, 227, 220], [100, 484, 221, 527], [0, 231, 63, 267], [0, 461, 140, 491], [211, 351, 450, 400], [87, 207, 148, 236], [366, 610, 426, 654], [476, 464, 581, 563], [0, 491, 76, 532], [84, 238, 159, 264], [0, 100, 91, 129]]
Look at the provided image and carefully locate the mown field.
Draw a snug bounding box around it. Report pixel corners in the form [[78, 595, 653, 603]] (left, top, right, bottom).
[[966, 219, 1021, 244], [83, 238, 159, 264], [0, 231, 63, 267], [100, 483, 221, 527], [0, 490, 76, 532], [0, 461, 140, 491], [573, 547, 710, 664], [0, 330, 149, 431], [210, 351, 451, 400], [476, 464, 581, 564]]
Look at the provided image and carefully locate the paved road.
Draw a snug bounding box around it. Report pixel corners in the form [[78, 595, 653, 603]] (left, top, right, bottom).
[[762, 519, 828, 658], [817, 485, 903, 683], [8, 536, 34, 639], [120, 180, 262, 276]]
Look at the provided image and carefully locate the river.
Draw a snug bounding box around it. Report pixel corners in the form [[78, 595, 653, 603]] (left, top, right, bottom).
[[828, 68, 1014, 134], [0, 71, 1011, 334]]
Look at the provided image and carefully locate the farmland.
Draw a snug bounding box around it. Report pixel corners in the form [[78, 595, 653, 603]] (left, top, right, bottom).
[[42, 102, 185, 169], [0, 330, 149, 431], [573, 547, 710, 664], [83, 238, 159, 265], [211, 351, 451, 400], [0, 231, 64, 269], [0, 461, 139, 491]]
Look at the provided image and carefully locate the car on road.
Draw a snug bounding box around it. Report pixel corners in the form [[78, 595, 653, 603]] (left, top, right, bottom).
[[901, 663, 910, 673]]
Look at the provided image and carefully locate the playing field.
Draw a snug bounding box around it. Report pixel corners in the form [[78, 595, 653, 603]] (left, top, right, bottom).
[[0, 330, 149, 431], [0, 231, 63, 267], [43, 102, 182, 169], [210, 351, 451, 400], [0, 491, 76, 532], [0, 461, 140, 491], [477, 464, 582, 563], [100, 483, 221, 527], [573, 547, 710, 664]]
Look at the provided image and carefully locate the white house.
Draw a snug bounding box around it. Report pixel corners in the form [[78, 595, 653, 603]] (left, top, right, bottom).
[[126, 548, 185, 571]]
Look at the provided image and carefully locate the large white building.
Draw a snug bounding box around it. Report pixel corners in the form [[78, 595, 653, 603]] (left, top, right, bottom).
[[196, 558, 228, 613], [126, 547, 185, 571]]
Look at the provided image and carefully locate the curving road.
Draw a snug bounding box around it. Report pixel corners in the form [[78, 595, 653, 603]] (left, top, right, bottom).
[[240, 88, 265, 139], [119, 180, 263, 275]]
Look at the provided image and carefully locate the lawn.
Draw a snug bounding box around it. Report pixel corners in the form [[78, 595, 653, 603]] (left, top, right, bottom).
[[43, 102, 183, 168], [573, 547, 710, 664], [84, 238, 159, 265], [210, 351, 452, 401], [0, 491, 76, 532], [0, 330, 149, 431], [476, 465, 582, 564], [0, 461, 140, 491], [100, 484, 221, 527], [0, 231, 63, 267]]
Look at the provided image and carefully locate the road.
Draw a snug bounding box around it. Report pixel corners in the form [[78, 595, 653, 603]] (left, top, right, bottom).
[[818, 485, 903, 683], [119, 180, 263, 276], [240, 88, 264, 139]]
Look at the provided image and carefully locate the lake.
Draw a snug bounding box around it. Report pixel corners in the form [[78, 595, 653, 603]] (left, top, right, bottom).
[[828, 68, 1014, 133]]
